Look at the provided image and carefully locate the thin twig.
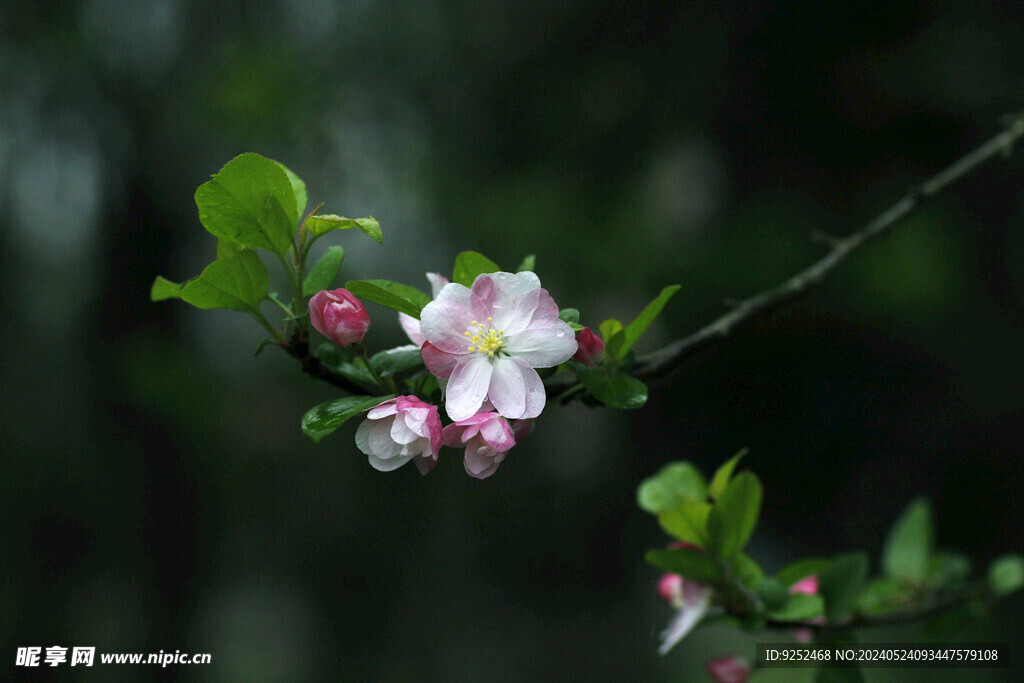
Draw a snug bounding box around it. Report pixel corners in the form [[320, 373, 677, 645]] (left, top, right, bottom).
[[545, 114, 1024, 396]]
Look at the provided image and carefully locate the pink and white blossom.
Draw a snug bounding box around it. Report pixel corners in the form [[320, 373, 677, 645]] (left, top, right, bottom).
[[309, 288, 371, 347], [419, 271, 577, 421], [398, 273, 450, 346], [442, 412, 533, 479], [355, 396, 442, 474]]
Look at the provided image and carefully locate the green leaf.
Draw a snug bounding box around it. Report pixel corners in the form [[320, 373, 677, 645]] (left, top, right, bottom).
[[370, 346, 424, 377], [301, 394, 395, 445], [777, 558, 831, 587], [303, 246, 346, 296], [314, 344, 386, 393], [988, 554, 1024, 597], [305, 214, 382, 244], [194, 152, 298, 255], [658, 502, 712, 546], [217, 238, 242, 260], [179, 250, 269, 313], [153, 251, 270, 312], [882, 498, 933, 585], [345, 279, 431, 318], [336, 363, 383, 394], [605, 285, 681, 360], [645, 548, 721, 583], [770, 593, 826, 621], [706, 471, 762, 560], [599, 319, 623, 343], [637, 461, 708, 514], [516, 254, 536, 272], [277, 161, 307, 220], [150, 275, 183, 302], [926, 552, 971, 588], [558, 308, 580, 325], [758, 577, 789, 610], [559, 308, 584, 331], [732, 553, 765, 589], [452, 251, 502, 287], [818, 552, 869, 622], [708, 448, 748, 500], [574, 366, 647, 409]]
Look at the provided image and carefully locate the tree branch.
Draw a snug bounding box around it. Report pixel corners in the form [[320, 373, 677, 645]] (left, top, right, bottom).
[[283, 334, 368, 395], [546, 114, 1024, 396], [758, 582, 988, 633]]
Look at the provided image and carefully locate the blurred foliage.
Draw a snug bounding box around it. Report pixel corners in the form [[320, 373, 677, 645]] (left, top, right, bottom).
[[2, 0, 1024, 680]]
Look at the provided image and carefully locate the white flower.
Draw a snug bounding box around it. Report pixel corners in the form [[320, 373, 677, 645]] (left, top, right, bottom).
[[418, 271, 577, 421]]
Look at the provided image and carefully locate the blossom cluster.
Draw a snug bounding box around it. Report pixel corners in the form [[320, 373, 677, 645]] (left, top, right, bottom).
[[310, 270, 602, 478]]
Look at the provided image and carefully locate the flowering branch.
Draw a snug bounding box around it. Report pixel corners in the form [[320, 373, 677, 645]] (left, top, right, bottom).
[[643, 457, 1024, 665], [544, 113, 1024, 397]]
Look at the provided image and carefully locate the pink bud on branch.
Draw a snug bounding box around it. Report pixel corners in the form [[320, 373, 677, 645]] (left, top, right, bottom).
[[571, 327, 605, 366], [309, 288, 371, 347]]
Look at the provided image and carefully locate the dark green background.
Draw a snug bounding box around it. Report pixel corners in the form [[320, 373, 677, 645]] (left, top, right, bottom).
[[2, 1, 1022, 680]]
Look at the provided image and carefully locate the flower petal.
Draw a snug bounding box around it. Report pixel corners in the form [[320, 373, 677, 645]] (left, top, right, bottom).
[[414, 454, 438, 475], [499, 358, 548, 421], [463, 442, 506, 479], [425, 272, 450, 297], [368, 419, 403, 459], [504, 319, 578, 367], [529, 287, 560, 325], [657, 583, 712, 655], [511, 418, 534, 441], [420, 283, 489, 353], [390, 414, 420, 444], [472, 272, 542, 336], [488, 357, 526, 419], [368, 452, 415, 472], [442, 423, 468, 448], [366, 399, 399, 420], [398, 312, 426, 347], [445, 356, 494, 421], [354, 418, 375, 455], [421, 341, 458, 379], [479, 414, 515, 452]]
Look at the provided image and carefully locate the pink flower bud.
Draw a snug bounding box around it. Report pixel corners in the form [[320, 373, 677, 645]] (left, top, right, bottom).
[[309, 288, 370, 347], [571, 327, 605, 366], [789, 575, 819, 596], [657, 573, 684, 606], [707, 656, 750, 683]]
